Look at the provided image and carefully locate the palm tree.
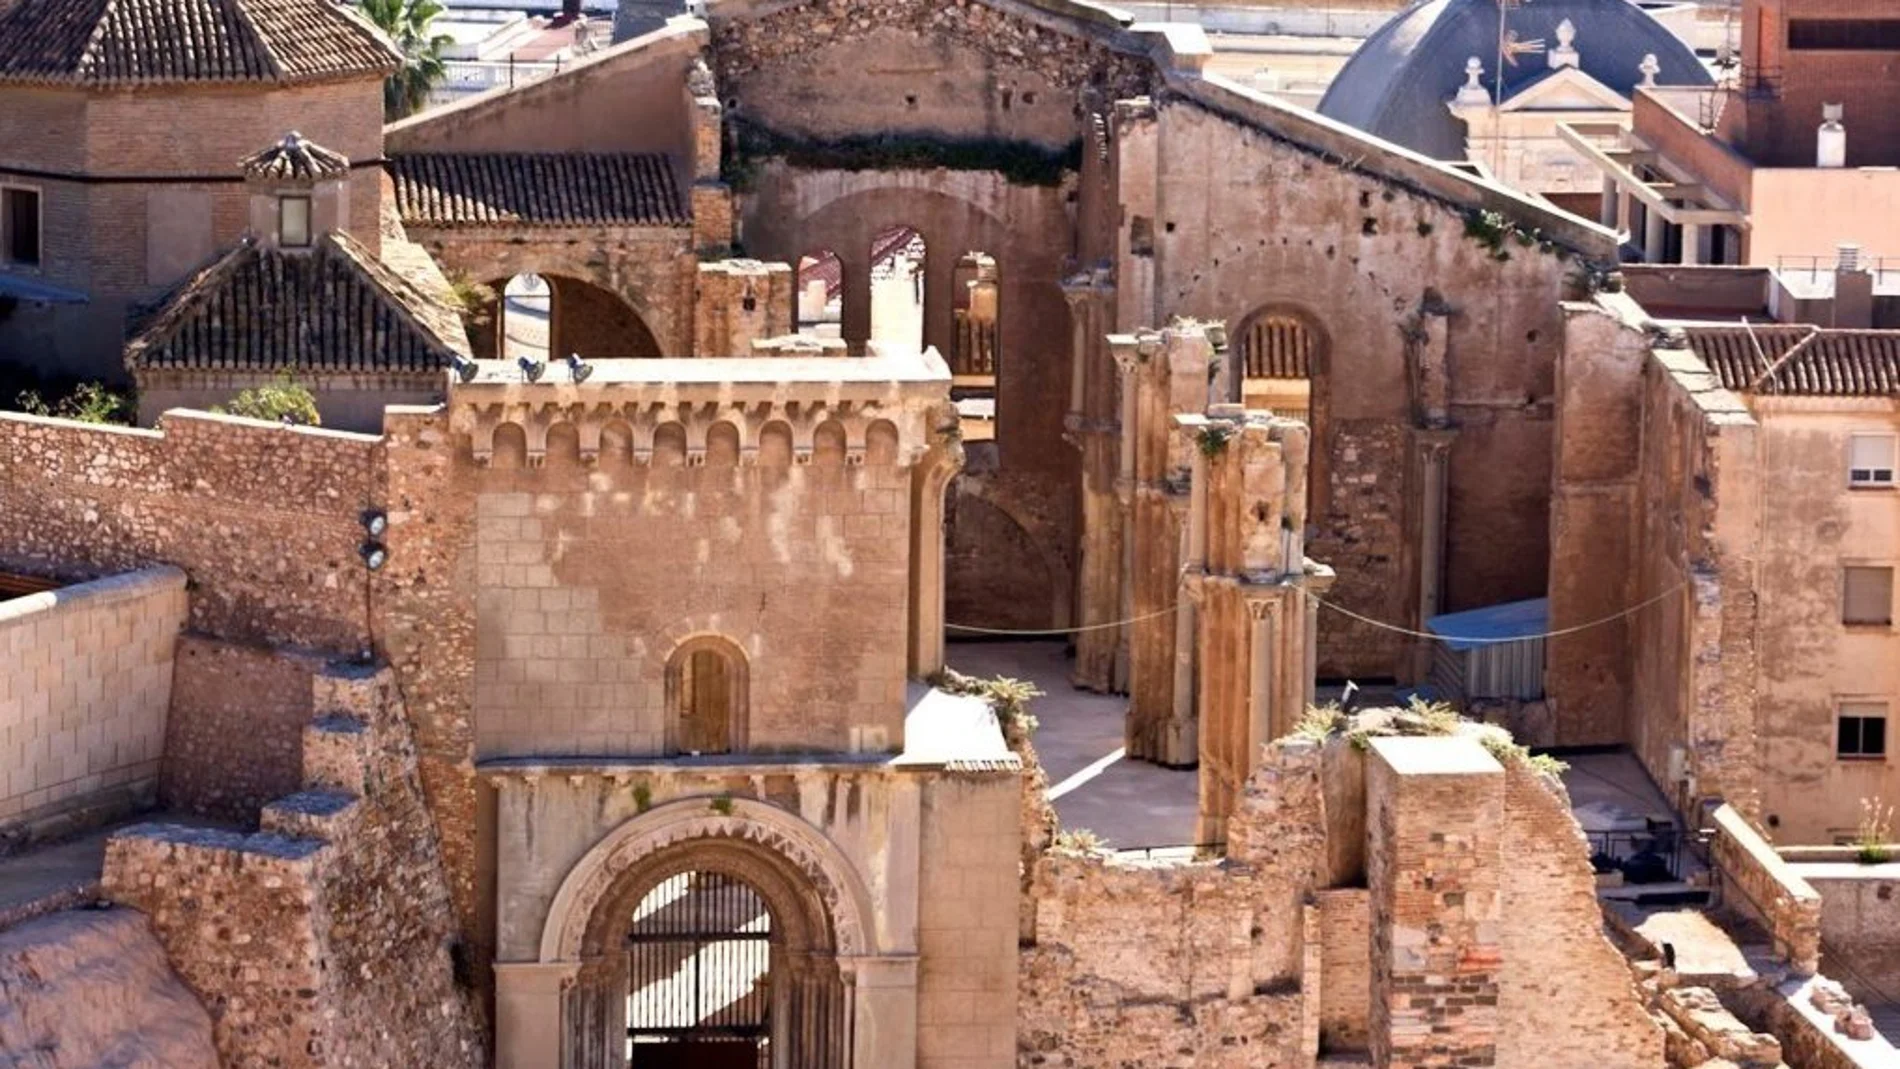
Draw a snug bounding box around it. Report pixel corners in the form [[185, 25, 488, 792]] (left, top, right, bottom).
[[359, 0, 452, 120]]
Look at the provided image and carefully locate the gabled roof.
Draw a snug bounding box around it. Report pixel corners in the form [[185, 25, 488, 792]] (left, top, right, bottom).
[[1318, 0, 1708, 161], [1682, 325, 1900, 397], [126, 231, 469, 374], [1494, 65, 1630, 113], [387, 152, 689, 229], [0, 0, 401, 87], [240, 131, 350, 183]]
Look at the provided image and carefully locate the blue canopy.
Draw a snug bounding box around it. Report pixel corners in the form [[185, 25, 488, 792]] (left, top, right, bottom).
[[1426, 597, 1549, 652], [0, 273, 87, 305]]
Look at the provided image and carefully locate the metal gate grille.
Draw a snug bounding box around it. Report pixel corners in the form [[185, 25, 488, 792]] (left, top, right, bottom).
[[627, 872, 772, 1069]]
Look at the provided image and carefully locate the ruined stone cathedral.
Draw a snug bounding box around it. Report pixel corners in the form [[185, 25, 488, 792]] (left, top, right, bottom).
[[0, 0, 1880, 1066]]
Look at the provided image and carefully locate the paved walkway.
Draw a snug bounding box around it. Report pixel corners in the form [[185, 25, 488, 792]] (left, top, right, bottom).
[[945, 640, 1199, 851], [0, 814, 232, 926]]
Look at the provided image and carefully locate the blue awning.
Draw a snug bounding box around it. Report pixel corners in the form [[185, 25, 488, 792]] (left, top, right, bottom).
[[1426, 597, 1549, 651], [0, 274, 88, 305]]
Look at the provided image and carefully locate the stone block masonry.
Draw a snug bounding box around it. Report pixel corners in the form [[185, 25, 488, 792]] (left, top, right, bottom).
[[0, 565, 186, 847], [104, 662, 484, 1069]]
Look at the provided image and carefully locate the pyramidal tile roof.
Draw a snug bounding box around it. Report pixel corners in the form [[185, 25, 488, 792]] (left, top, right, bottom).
[[126, 231, 470, 374], [241, 131, 351, 182], [0, 0, 401, 87], [1681, 324, 1900, 397]]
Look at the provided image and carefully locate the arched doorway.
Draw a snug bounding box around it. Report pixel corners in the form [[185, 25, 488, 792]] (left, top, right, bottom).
[[666, 637, 748, 755], [1231, 305, 1328, 519], [490, 272, 665, 361]]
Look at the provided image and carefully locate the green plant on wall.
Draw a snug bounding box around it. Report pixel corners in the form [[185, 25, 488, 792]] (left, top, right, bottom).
[[709, 794, 736, 817], [213, 372, 321, 427], [1856, 797, 1893, 864], [726, 120, 1082, 189], [1197, 423, 1234, 458]]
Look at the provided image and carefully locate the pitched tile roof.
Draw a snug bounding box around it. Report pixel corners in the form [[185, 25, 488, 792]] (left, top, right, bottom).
[[241, 131, 351, 182], [126, 231, 470, 374], [387, 152, 689, 228], [0, 0, 400, 87], [1682, 325, 1900, 397]]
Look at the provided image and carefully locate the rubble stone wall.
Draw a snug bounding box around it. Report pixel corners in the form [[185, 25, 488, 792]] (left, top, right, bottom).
[[0, 410, 385, 653], [0, 565, 185, 845], [104, 663, 483, 1069], [160, 634, 325, 822], [1710, 803, 1822, 974]]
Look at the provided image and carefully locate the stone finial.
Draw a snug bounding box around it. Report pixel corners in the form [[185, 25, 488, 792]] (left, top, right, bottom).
[[1455, 57, 1490, 105], [687, 57, 716, 99], [239, 130, 350, 184], [1638, 53, 1660, 88], [1549, 18, 1579, 69], [572, 18, 597, 54]]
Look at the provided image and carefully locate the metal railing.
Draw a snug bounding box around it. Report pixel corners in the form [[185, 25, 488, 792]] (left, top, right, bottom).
[[438, 54, 566, 96], [1775, 254, 1900, 286], [1589, 826, 1687, 883]]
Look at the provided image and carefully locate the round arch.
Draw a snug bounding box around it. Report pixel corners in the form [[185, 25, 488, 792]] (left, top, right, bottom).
[[539, 796, 877, 964], [1227, 300, 1334, 521]]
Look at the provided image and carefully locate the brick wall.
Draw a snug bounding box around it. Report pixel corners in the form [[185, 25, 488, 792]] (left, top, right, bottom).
[[1316, 888, 1370, 1054], [0, 410, 383, 653], [160, 635, 325, 823], [0, 566, 184, 846]]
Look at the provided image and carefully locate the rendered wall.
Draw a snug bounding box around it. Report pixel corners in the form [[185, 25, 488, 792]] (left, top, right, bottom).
[[0, 566, 185, 843]]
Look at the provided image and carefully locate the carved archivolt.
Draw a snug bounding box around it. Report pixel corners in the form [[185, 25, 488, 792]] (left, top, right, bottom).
[[540, 796, 877, 963]]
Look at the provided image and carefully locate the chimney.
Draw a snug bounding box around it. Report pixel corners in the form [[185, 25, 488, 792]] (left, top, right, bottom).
[[1818, 103, 1846, 167], [1833, 242, 1873, 328]]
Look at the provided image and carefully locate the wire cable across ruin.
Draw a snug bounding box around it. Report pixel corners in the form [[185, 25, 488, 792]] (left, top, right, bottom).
[[943, 582, 1686, 644]]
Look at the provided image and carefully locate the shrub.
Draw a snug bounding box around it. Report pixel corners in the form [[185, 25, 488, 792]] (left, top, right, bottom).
[[214, 372, 321, 426], [1052, 827, 1109, 857], [14, 381, 132, 424], [1856, 797, 1893, 865]]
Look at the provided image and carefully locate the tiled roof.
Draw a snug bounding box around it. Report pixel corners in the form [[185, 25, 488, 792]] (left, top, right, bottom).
[[1683, 325, 1900, 397], [126, 231, 470, 374], [0, 0, 401, 86], [240, 131, 350, 182], [387, 152, 689, 228]]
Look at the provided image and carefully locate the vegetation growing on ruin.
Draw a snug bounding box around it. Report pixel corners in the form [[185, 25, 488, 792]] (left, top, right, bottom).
[[1195, 422, 1234, 457], [1051, 827, 1109, 857], [1856, 797, 1893, 865], [1294, 695, 1567, 776], [727, 120, 1082, 189], [213, 372, 321, 427], [12, 381, 133, 425], [932, 667, 1042, 736], [709, 794, 736, 817], [1461, 208, 1568, 264]]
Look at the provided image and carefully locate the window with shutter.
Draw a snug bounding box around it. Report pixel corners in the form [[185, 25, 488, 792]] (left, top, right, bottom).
[[1849, 433, 1897, 487], [1844, 566, 1894, 626], [1838, 703, 1888, 760]]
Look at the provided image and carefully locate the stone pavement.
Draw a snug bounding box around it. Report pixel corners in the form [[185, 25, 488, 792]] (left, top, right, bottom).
[[946, 640, 1199, 850]]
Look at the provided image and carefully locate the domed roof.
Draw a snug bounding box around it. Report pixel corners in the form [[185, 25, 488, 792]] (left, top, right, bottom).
[[1318, 0, 1711, 161], [0, 0, 401, 87]]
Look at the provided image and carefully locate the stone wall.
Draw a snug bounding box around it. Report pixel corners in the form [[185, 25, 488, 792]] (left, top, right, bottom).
[[917, 770, 1021, 1069], [1710, 803, 1822, 975], [0, 410, 384, 654], [0, 907, 219, 1068], [103, 663, 484, 1069], [1805, 869, 1900, 1004], [0, 566, 185, 848], [160, 634, 325, 822]]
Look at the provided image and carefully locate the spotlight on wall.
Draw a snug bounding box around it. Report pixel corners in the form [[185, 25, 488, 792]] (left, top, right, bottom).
[[566, 353, 594, 384], [449, 354, 480, 384], [517, 356, 546, 383], [360, 542, 388, 572], [361, 509, 388, 538]]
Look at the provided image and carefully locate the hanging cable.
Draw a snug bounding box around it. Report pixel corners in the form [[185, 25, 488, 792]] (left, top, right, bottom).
[[1301, 583, 1685, 644], [944, 603, 1180, 637]]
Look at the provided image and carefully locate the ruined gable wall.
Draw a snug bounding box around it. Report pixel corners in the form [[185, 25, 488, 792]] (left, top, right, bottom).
[[0, 411, 384, 654], [1496, 763, 1665, 1068], [1125, 94, 1593, 679], [711, 0, 1150, 151]]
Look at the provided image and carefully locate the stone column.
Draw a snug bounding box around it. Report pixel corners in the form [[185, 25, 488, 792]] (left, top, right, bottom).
[[1061, 277, 1092, 435], [1411, 430, 1456, 681], [1680, 221, 1702, 265], [1069, 277, 1124, 692], [1644, 202, 1668, 263], [909, 430, 963, 678], [494, 961, 579, 1069], [922, 241, 956, 359], [1599, 175, 1619, 229], [1247, 596, 1278, 751], [1615, 187, 1631, 238], [840, 249, 872, 356]]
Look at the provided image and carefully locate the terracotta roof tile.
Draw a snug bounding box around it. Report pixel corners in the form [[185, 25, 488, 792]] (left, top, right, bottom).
[[240, 131, 351, 182], [0, 0, 400, 86], [388, 152, 688, 228], [1682, 325, 1900, 397], [126, 231, 470, 374]]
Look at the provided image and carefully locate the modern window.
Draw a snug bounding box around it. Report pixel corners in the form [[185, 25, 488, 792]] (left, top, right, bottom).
[[1850, 433, 1897, 487], [1844, 565, 1894, 626], [1838, 703, 1888, 760], [1789, 19, 1900, 50], [278, 195, 312, 248], [2, 186, 40, 267]]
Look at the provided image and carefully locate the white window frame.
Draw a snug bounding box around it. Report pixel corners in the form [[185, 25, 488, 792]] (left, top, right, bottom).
[[1849, 432, 1897, 488], [0, 182, 43, 270], [277, 194, 312, 249], [1837, 699, 1889, 761]]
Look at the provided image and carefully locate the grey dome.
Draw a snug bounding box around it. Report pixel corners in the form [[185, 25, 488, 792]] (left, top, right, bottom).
[[1317, 0, 1712, 161]]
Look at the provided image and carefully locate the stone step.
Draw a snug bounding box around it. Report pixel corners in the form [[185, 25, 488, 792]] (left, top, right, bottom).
[[260, 788, 361, 842], [303, 714, 371, 795], [310, 662, 391, 730]]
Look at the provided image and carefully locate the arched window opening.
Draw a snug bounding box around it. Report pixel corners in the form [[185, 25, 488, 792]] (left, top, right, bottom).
[[868, 225, 925, 354], [502, 273, 551, 364], [1234, 309, 1314, 421], [795, 249, 843, 339], [667, 638, 748, 756], [950, 251, 999, 444]]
